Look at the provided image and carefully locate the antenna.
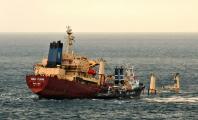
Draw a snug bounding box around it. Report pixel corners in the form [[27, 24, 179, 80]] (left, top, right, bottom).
[[65, 26, 75, 53]]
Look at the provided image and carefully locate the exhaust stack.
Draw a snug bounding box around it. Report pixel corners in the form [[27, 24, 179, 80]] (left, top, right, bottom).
[[99, 59, 105, 85]]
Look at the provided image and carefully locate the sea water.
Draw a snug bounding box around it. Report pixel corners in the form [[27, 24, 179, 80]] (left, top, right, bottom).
[[0, 32, 198, 119]]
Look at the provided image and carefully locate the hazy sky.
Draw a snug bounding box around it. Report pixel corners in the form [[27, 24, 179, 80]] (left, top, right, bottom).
[[0, 0, 197, 32]]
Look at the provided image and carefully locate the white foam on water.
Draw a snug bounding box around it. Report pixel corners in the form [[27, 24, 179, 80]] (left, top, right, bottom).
[[112, 100, 130, 104], [144, 96, 198, 103], [28, 94, 38, 99]]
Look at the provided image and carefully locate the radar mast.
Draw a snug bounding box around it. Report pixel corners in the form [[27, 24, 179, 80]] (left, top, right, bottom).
[[66, 26, 75, 53]]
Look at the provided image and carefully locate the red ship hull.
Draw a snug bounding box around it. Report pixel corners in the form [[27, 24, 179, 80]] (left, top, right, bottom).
[[26, 75, 101, 99]]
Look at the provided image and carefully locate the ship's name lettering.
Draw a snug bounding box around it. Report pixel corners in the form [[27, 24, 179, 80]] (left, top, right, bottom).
[[37, 78, 44, 80], [31, 78, 36, 80], [31, 78, 44, 81]]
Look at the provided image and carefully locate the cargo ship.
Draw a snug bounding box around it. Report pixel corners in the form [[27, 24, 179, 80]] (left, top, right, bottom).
[[26, 27, 145, 99]]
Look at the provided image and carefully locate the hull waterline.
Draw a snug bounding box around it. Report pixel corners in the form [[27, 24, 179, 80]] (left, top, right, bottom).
[[26, 75, 144, 99]]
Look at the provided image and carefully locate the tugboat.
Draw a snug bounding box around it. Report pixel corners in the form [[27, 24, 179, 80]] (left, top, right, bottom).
[[26, 26, 145, 99], [96, 66, 145, 99]]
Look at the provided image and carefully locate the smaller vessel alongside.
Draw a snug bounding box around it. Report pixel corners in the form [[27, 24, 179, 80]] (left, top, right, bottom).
[[97, 66, 145, 99]]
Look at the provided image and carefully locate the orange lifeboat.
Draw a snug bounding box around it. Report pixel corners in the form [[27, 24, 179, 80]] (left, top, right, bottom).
[[88, 69, 96, 75]]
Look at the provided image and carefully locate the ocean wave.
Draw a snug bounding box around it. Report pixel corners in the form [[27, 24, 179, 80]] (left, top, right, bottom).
[[144, 96, 198, 103]]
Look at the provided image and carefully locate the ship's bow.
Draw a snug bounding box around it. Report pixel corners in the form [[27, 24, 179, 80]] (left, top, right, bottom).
[[26, 75, 48, 94]]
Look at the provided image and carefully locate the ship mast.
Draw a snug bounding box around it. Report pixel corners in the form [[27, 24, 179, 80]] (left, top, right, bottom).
[[66, 26, 75, 53]]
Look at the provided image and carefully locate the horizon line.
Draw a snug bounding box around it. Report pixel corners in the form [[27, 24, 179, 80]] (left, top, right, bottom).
[[1, 31, 198, 33]]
